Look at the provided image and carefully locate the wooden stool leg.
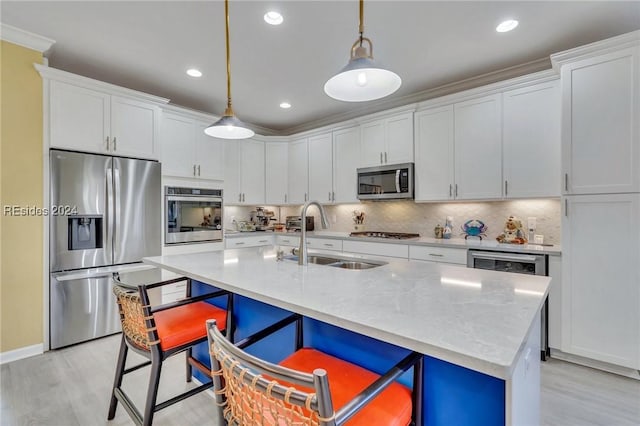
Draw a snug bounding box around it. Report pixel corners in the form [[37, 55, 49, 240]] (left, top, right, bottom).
[[186, 347, 193, 382], [142, 357, 162, 426], [108, 334, 129, 420]]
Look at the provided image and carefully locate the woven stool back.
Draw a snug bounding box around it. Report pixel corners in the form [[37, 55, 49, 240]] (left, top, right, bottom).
[[113, 285, 154, 350]]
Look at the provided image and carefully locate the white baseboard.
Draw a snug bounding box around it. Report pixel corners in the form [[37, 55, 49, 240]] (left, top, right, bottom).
[[550, 349, 640, 380], [0, 343, 44, 365]]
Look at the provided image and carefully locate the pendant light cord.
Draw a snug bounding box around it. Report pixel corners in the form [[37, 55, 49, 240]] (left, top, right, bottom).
[[358, 0, 364, 46], [224, 0, 233, 114]]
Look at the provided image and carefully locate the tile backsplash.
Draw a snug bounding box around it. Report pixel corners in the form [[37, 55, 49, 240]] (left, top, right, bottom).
[[225, 199, 561, 244]]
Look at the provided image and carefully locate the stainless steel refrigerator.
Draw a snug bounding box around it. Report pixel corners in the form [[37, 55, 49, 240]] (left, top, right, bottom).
[[49, 149, 161, 349]]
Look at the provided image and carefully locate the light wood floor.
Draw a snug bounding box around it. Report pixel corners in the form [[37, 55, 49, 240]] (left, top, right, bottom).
[[2, 334, 639, 425]]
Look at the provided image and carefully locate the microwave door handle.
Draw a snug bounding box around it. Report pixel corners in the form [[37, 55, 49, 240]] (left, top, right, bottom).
[[395, 170, 401, 193]]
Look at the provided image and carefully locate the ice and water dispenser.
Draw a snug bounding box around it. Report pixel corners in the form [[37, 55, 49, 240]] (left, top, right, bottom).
[[68, 215, 103, 250]]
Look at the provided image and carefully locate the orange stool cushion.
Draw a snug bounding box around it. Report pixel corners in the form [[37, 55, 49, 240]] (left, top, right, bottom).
[[154, 302, 227, 351], [279, 348, 412, 426]]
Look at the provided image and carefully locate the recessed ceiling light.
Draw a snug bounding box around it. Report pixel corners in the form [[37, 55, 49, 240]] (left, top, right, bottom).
[[264, 11, 283, 25], [496, 20, 519, 33], [186, 68, 202, 77], [279, 102, 291, 109]]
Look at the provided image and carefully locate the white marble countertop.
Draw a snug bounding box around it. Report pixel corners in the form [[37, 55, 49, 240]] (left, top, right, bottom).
[[144, 247, 551, 379], [225, 230, 562, 256]]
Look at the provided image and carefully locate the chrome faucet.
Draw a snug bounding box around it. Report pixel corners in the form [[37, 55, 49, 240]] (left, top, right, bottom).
[[298, 200, 329, 265]]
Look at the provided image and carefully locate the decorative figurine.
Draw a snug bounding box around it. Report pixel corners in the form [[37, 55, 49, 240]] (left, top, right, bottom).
[[443, 216, 453, 239], [434, 224, 444, 239], [496, 215, 528, 244], [461, 219, 488, 240]]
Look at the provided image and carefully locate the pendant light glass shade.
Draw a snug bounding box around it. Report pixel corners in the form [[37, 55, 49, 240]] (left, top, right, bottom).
[[324, 0, 401, 102], [205, 0, 254, 139]]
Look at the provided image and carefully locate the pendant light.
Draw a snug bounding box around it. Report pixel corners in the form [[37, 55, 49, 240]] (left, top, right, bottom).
[[324, 0, 401, 102], [205, 0, 254, 139]]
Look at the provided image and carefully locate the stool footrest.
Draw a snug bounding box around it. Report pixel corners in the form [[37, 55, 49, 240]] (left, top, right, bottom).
[[155, 382, 212, 412], [188, 356, 213, 378], [124, 360, 152, 375]]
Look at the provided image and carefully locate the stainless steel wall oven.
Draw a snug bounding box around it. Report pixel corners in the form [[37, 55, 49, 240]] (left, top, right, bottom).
[[467, 250, 549, 361], [165, 187, 223, 245]]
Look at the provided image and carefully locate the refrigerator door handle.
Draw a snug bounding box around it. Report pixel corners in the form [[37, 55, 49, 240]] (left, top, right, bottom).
[[112, 161, 121, 259], [106, 160, 114, 265]]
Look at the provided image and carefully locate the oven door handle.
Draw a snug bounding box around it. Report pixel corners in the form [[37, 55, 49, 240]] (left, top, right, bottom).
[[468, 251, 539, 263], [166, 196, 223, 203]]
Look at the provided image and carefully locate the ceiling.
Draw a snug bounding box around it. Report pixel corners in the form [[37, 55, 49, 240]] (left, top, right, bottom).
[[2, 1, 639, 134]]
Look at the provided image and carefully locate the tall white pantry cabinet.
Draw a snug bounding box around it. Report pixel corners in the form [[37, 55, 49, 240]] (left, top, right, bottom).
[[555, 33, 640, 370]]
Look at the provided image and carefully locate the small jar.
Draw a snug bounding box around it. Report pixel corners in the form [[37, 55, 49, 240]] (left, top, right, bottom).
[[434, 224, 444, 239]]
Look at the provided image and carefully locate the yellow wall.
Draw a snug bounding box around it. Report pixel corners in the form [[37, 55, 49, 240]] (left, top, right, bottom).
[[0, 41, 45, 352]]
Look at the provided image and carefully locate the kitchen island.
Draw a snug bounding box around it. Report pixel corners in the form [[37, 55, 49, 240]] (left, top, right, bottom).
[[144, 246, 550, 426]]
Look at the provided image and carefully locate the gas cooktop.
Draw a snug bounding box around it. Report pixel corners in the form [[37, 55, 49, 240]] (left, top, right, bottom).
[[349, 231, 420, 240]]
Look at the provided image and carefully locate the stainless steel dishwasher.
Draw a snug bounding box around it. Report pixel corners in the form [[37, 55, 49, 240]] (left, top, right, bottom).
[[467, 250, 549, 361]]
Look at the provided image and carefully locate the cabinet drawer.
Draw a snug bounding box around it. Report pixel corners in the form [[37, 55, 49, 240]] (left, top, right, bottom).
[[276, 235, 300, 247], [342, 240, 408, 258], [225, 235, 273, 249], [409, 245, 467, 265], [306, 238, 342, 251]]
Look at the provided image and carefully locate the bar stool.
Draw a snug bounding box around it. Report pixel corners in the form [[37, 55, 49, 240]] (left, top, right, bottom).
[[206, 315, 423, 426], [108, 276, 233, 426]]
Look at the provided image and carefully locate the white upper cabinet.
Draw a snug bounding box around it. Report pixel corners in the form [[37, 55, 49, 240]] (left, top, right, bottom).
[[454, 94, 503, 200], [160, 112, 196, 177], [562, 193, 640, 369], [49, 80, 159, 159], [195, 120, 225, 181], [561, 46, 640, 194], [308, 132, 333, 204], [224, 139, 265, 205], [288, 138, 309, 204], [265, 141, 289, 205], [360, 112, 414, 167], [414, 105, 455, 201], [503, 81, 561, 198], [159, 113, 224, 180], [332, 126, 361, 204]]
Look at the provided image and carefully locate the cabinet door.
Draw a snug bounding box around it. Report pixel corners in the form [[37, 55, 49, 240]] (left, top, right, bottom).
[[50, 80, 110, 153], [562, 47, 640, 194], [308, 133, 333, 204], [360, 120, 386, 167], [454, 94, 503, 199], [503, 81, 561, 198], [333, 126, 360, 204], [240, 139, 265, 205], [265, 142, 289, 205], [288, 138, 308, 204], [414, 106, 455, 201], [110, 96, 158, 159], [224, 140, 241, 204], [160, 113, 196, 178], [196, 120, 225, 180], [562, 194, 640, 369], [385, 112, 414, 164]]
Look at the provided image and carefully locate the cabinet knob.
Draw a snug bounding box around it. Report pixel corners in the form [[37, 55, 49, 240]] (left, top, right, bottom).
[[197, 165, 201, 176], [455, 184, 458, 197], [384, 152, 387, 163], [105, 136, 110, 151], [564, 174, 569, 192], [449, 184, 452, 198], [380, 152, 383, 164], [505, 180, 508, 196], [194, 165, 197, 176], [113, 137, 117, 151]]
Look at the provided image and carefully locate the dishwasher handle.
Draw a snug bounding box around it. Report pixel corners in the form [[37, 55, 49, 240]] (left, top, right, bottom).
[[468, 251, 539, 263]]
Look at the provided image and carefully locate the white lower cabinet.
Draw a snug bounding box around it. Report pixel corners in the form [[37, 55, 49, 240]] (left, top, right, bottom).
[[306, 238, 342, 252], [275, 235, 300, 247], [225, 235, 273, 249], [562, 193, 640, 369], [548, 255, 562, 350], [408, 245, 467, 265], [342, 241, 409, 259]]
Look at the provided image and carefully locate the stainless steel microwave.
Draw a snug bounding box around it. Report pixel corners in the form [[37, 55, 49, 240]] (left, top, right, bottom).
[[165, 187, 223, 245], [357, 163, 414, 200]]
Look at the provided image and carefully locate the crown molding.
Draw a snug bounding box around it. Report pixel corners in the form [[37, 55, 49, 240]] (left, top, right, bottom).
[[34, 64, 171, 105], [551, 30, 640, 71], [0, 23, 55, 53], [283, 56, 550, 136]]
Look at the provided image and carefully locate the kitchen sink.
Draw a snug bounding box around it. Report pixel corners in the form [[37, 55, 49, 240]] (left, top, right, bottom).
[[282, 254, 386, 269]]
